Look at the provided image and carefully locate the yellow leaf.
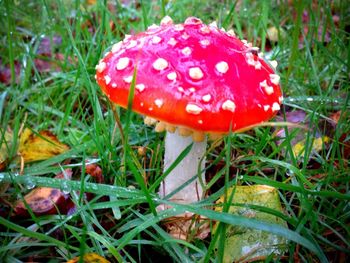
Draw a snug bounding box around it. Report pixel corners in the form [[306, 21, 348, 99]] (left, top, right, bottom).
[[266, 26, 286, 42], [18, 128, 69, 162], [66, 253, 111, 263], [292, 136, 329, 158]]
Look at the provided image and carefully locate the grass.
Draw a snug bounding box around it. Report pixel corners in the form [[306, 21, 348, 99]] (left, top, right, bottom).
[[1, 0, 349, 262]]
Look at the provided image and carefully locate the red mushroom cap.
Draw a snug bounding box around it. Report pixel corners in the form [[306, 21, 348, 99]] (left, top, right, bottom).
[[95, 16, 282, 134]]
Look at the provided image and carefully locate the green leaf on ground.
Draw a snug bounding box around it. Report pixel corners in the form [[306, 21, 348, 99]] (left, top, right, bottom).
[[214, 185, 288, 262]]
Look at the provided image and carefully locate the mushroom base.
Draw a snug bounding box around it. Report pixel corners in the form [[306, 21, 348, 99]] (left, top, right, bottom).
[[162, 212, 210, 240], [157, 130, 208, 239]]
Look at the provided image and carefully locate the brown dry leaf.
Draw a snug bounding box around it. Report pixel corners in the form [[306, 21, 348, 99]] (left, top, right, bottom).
[[0, 59, 21, 85], [18, 128, 69, 162], [85, 163, 103, 183], [14, 169, 73, 216], [0, 35, 67, 86], [330, 111, 341, 124], [15, 188, 64, 214], [37, 35, 62, 55], [66, 253, 111, 263], [34, 57, 61, 73], [85, 0, 97, 5]]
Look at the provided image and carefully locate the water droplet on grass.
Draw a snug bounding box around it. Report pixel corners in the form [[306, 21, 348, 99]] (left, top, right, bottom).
[[90, 184, 98, 191], [61, 181, 71, 194], [24, 178, 36, 189]]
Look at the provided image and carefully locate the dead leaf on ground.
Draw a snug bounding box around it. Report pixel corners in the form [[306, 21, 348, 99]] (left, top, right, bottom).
[[85, 163, 104, 183], [214, 185, 288, 263], [0, 59, 21, 85], [275, 110, 330, 160], [37, 35, 62, 55], [14, 169, 73, 216], [85, 0, 97, 5], [66, 252, 111, 263], [266, 26, 286, 42], [300, 9, 332, 46], [291, 136, 329, 158], [0, 35, 76, 85], [33, 56, 61, 73], [329, 111, 342, 125], [18, 128, 69, 163]]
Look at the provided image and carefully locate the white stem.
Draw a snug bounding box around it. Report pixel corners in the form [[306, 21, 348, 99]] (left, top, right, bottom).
[[159, 130, 207, 205]]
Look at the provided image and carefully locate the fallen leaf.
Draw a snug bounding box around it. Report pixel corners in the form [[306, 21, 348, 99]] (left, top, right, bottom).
[[0, 59, 21, 85], [275, 110, 329, 161], [66, 253, 111, 263], [37, 35, 62, 55], [329, 111, 341, 125], [85, 163, 103, 183], [301, 9, 331, 45], [214, 185, 288, 263], [85, 0, 97, 5], [0, 35, 67, 86], [33, 57, 60, 73], [276, 110, 306, 124], [18, 128, 69, 163], [266, 26, 286, 42], [14, 169, 73, 216], [292, 136, 329, 158], [14, 187, 65, 215]]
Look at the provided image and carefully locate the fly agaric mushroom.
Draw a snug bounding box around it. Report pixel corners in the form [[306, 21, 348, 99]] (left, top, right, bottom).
[[95, 16, 282, 240]]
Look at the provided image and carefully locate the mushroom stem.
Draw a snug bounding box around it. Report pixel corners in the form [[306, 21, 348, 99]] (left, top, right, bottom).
[[159, 130, 207, 206]]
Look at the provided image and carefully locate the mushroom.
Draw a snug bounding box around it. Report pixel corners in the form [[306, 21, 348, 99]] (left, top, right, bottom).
[[95, 16, 282, 240]]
